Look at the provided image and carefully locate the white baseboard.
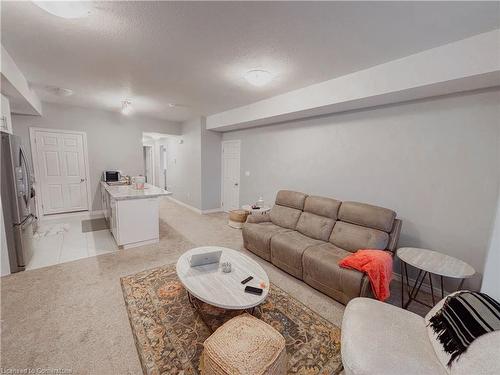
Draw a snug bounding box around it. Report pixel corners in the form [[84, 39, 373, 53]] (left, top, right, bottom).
[[40, 209, 104, 221], [168, 197, 223, 215], [202, 207, 223, 214], [168, 197, 203, 214], [392, 272, 446, 297]]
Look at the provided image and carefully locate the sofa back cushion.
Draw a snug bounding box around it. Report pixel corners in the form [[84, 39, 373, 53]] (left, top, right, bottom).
[[270, 205, 302, 230], [275, 190, 307, 210], [303, 196, 341, 219], [330, 222, 389, 252], [296, 196, 341, 241], [339, 202, 396, 232]]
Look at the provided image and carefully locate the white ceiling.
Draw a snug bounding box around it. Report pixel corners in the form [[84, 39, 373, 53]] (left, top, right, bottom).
[[2, 1, 499, 122]]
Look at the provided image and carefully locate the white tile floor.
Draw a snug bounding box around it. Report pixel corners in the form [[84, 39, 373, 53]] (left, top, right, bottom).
[[27, 214, 118, 270]]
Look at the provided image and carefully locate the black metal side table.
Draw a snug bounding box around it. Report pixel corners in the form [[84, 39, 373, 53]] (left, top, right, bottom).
[[397, 247, 475, 309]]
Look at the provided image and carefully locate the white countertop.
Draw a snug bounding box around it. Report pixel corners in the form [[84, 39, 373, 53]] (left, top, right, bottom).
[[100, 181, 172, 200]]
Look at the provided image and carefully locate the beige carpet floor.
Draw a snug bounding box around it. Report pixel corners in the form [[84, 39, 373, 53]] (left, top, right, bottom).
[[0, 198, 431, 374]]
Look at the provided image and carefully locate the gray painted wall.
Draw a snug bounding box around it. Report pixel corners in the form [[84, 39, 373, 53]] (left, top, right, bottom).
[[201, 118, 222, 211], [12, 102, 181, 211], [167, 117, 221, 211], [223, 89, 500, 289], [167, 118, 202, 209]]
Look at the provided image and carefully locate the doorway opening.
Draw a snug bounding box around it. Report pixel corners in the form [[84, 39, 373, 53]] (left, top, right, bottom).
[[143, 145, 153, 184], [142, 132, 179, 190]]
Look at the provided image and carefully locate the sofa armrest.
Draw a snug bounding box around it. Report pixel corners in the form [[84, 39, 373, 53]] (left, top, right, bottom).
[[386, 218, 402, 253], [246, 213, 271, 224]]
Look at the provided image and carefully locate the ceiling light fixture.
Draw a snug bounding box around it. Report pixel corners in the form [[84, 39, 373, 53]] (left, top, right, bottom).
[[32, 1, 93, 19], [168, 103, 189, 108], [244, 69, 273, 87], [121, 99, 133, 115], [46, 86, 74, 97]]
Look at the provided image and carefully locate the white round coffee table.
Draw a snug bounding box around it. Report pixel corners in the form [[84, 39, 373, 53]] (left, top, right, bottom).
[[176, 246, 269, 310], [397, 247, 475, 309]]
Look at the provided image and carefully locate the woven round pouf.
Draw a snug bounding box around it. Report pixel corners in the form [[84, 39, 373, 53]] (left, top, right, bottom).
[[200, 313, 287, 375], [228, 209, 249, 229]]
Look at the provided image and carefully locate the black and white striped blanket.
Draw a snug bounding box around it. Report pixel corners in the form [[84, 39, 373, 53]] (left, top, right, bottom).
[[428, 291, 500, 366]]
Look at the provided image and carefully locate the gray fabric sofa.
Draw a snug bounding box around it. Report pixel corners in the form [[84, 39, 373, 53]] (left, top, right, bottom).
[[242, 190, 402, 304]]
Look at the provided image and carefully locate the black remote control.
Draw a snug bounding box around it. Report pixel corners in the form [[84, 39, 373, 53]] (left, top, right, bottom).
[[241, 276, 253, 284], [244, 286, 263, 295]]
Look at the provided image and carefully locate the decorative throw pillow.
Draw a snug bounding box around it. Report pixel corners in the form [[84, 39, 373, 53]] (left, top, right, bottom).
[[427, 291, 500, 366]]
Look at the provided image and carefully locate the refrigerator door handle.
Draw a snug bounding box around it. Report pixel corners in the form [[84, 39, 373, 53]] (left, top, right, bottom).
[[19, 146, 31, 205]]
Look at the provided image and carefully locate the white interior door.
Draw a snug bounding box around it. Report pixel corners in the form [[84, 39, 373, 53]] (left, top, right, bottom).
[[34, 130, 89, 215], [222, 140, 241, 212]]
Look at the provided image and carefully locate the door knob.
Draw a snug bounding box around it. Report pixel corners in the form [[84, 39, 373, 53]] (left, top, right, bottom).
[[234, 182, 239, 186], [80, 178, 85, 183]]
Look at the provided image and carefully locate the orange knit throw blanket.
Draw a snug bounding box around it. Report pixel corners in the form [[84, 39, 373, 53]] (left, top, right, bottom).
[[338, 249, 393, 301]]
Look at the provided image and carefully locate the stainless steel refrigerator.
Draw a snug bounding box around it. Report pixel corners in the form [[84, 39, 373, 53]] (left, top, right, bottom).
[[1, 132, 37, 272]]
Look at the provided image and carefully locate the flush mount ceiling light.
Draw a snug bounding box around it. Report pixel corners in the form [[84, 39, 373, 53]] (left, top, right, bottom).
[[244, 69, 273, 87], [168, 103, 189, 108], [46, 86, 74, 97], [121, 100, 133, 115], [32, 1, 93, 19]]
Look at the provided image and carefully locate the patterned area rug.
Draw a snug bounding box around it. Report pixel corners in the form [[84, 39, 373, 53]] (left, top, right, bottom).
[[121, 264, 343, 375]]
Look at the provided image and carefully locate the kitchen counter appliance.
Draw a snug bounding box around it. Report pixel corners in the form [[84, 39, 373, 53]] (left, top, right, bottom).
[[103, 170, 122, 183]]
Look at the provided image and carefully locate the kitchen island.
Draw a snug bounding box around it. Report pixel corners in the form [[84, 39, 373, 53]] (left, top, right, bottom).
[[100, 181, 171, 249]]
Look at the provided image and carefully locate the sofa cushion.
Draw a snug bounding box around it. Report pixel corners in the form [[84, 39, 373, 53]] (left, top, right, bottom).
[[294, 196, 340, 241], [303, 196, 341, 219], [330, 222, 389, 252], [339, 201, 396, 232], [302, 243, 367, 304], [270, 205, 302, 230], [296, 212, 335, 241], [270, 231, 323, 279], [341, 298, 447, 375], [242, 222, 291, 261], [275, 190, 307, 210]]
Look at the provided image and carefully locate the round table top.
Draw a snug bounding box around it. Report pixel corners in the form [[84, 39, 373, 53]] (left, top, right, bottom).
[[397, 247, 475, 279], [242, 204, 271, 214], [176, 246, 269, 310]]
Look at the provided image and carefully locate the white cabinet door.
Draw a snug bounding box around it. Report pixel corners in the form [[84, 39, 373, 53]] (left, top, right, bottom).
[[34, 130, 88, 214], [110, 197, 118, 242], [116, 198, 159, 246]]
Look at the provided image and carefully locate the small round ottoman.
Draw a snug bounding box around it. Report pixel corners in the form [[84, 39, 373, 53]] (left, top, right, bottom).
[[228, 209, 249, 229], [200, 313, 287, 375]]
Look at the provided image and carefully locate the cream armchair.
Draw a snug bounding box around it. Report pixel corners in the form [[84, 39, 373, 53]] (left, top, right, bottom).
[[341, 293, 500, 375]]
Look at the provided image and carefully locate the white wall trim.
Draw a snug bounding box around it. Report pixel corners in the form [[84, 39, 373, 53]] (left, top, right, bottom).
[[39, 209, 103, 222], [392, 272, 447, 299], [168, 196, 202, 214], [29, 127, 93, 219], [202, 207, 223, 214], [168, 197, 223, 215]]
